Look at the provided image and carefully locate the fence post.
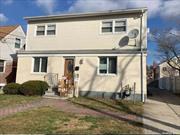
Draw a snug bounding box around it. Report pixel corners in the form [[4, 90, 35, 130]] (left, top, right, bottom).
[[133, 82, 136, 104]]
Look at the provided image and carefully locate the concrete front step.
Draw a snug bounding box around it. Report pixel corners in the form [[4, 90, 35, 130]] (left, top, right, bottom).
[[43, 95, 69, 100], [44, 92, 56, 96], [44, 91, 70, 99]]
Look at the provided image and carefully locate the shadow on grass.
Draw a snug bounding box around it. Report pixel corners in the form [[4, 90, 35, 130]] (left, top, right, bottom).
[[70, 97, 180, 133], [85, 97, 180, 130]]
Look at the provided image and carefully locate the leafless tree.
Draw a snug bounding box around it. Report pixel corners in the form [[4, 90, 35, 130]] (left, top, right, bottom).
[[151, 19, 180, 76]]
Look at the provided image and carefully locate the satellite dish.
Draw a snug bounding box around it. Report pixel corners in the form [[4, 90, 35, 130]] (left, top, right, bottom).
[[128, 29, 139, 39], [119, 36, 129, 47]]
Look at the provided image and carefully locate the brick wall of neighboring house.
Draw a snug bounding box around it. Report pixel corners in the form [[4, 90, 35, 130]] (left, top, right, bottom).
[[0, 60, 17, 84]]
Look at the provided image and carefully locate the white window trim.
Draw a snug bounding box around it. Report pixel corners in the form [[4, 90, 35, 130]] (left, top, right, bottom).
[[35, 25, 46, 37], [114, 19, 127, 34], [97, 56, 117, 76], [35, 24, 56, 37], [15, 38, 21, 49], [47, 24, 56, 36], [0, 60, 6, 73], [31, 57, 48, 74], [100, 19, 127, 35], [101, 20, 113, 34]]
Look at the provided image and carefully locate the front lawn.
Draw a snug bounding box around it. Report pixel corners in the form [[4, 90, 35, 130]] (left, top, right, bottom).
[[69, 97, 143, 115], [0, 95, 144, 134], [0, 106, 143, 134], [0, 94, 41, 108]]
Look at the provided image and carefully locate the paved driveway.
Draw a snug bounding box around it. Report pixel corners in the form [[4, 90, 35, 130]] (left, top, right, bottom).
[[143, 88, 180, 134]]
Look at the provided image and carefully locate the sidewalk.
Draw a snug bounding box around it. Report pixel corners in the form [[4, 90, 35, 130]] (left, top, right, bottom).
[[143, 89, 180, 134]]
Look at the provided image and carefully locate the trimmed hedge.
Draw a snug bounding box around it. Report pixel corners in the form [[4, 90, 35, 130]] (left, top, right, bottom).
[[19, 80, 49, 96], [3, 83, 21, 95]]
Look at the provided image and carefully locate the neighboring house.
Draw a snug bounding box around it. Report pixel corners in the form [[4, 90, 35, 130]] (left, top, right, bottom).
[[158, 60, 180, 93], [0, 25, 26, 89], [16, 8, 147, 101], [147, 61, 159, 84]]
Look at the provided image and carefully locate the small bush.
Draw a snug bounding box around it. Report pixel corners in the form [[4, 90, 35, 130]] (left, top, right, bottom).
[[19, 80, 49, 96], [3, 83, 21, 95]]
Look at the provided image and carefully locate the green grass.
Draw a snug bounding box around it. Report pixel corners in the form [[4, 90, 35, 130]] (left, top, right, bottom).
[[0, 94, 41, 108], [0, 95, 143, 134], [69, 97, 143, 115], [0, 106, 143, 134]]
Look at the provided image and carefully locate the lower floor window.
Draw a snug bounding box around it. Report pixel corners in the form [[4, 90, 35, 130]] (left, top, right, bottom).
[[0, 60, 5, 72], [33, 57, 47, 73], [99, 57, 117, 74]]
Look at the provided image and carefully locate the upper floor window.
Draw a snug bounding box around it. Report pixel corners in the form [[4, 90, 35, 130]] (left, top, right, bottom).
[[99, 57, 117, 74], [0, 60, 5, 72], [36, 24, 56, 36], [36, 26, 45, 36], [162, 67, 167, 71], [102, 21, 113, 33], [15, 38, 21, 48], [33, 57, 47, 73], [47, 25, 56, 35], [101, 20, 126, 33], [115, 20, 126, 32]]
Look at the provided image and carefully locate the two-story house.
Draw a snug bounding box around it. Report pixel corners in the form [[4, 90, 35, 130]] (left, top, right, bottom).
[[16, 8, 147, 102], [0, 25, 26, 89]]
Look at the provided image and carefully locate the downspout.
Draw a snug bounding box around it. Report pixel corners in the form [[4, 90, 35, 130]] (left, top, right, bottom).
[[140, 10, 145, 103]]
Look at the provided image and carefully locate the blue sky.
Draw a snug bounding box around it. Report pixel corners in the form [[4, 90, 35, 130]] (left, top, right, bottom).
[[0, 0, 179, 65]]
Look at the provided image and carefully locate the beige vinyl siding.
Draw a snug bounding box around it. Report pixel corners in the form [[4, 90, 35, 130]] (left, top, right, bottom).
[[16, 54, 147, 95], [26, 13, 147, 51]]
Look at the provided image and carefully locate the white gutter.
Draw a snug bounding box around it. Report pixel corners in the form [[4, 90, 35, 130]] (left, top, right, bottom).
[[140, 10, 146, 103], [24, 8, 148, 21]]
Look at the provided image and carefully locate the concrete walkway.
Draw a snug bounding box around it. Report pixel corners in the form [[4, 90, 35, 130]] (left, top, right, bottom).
[[143, 88, 180, 134]]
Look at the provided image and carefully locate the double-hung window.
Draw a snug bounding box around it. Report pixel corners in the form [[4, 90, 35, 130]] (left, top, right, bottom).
[[0, 60, 5, 72], [33, 57, 47, 73], [114, 20, 126, 32], [99, 57, 117, 74], [102, 21, 113, 33], [101, 20, 126, 33], [36, 26, 45, 36], [36, 24, 56, 36], [15, 38, 21, 48], [47, 25, 56, 35]]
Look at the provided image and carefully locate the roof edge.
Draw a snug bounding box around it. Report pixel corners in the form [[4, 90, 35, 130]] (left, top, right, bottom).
[[17, 49, 147, 55], [24, 7, 147, 21]]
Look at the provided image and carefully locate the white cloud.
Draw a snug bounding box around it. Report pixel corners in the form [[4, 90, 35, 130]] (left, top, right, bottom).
[[160, 0, 180, 18], [127, 0, 162, 17], [69, 0, 126, 12], [68, 0, 180, 19], [35, 0, 57, 14], [0, 13, 8, 23], [68, 0, 122, 12], [2, 0, 13, 5]]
